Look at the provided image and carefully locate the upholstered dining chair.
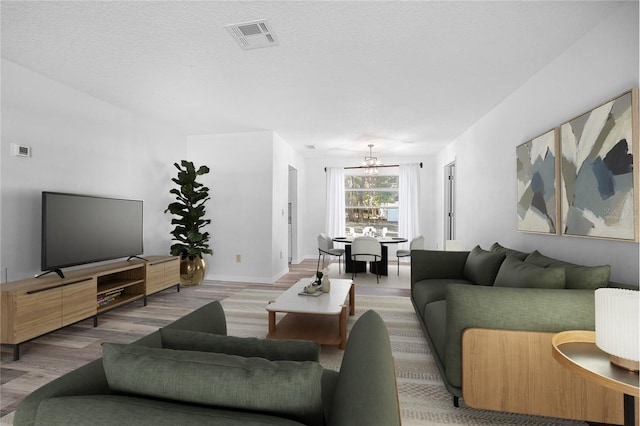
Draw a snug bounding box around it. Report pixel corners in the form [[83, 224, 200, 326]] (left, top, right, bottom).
[[317, 233, 345, 274], [396, 235, 424, 275], [351, 236, 382, 283]]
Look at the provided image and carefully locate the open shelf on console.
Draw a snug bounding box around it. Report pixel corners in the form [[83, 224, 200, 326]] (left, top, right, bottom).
[[97, 278, 144, 295], [96, 264, 145, 312], [97, 293, 145, 314]]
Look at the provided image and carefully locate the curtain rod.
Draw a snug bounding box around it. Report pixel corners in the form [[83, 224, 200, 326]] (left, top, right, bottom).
[[324, 162, 422, 172]]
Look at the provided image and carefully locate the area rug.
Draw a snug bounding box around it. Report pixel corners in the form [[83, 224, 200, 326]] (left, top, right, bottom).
[[221, 288, 587, 426]]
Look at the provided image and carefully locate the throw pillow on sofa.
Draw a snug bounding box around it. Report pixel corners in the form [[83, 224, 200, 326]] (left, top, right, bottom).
[[524, 250, 611, 290], [463, 245, 506, 286], [490, 242, 529, 261], [102, 343, 324, 426], [160, 328, 320, 362], [494, 255, 566, 289]]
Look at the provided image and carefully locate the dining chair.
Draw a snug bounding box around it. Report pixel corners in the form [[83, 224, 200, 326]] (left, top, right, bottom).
[[396, 235, 424, 275], [351, 236, 382, 283], [317, 233, 345, 274]]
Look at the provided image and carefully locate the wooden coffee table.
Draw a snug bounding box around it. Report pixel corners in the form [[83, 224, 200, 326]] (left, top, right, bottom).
[[266, 278, 354, 349]]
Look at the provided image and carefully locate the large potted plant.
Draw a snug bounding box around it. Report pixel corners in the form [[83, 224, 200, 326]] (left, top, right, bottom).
[[165, 160, 212, 286]]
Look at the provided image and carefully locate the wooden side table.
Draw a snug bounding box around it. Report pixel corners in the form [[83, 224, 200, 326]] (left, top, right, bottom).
[[552, 330, 639, 426]]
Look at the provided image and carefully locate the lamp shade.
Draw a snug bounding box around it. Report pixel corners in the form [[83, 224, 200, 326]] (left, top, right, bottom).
[[594, 288, 639, 371]]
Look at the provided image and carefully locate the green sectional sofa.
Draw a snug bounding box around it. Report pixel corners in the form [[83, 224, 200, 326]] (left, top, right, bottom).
[[14, 301, 400, 426], [410, 243, 632, 421]]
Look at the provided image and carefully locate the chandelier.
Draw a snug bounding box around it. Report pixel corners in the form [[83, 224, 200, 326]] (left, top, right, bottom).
[[362, 144, 382, 175]]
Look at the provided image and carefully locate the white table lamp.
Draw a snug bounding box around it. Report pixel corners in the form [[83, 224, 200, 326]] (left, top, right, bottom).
[[594, 288, 639, 372]]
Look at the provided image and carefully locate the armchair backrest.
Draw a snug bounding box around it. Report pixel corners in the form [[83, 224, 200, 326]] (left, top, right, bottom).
[[329, 310, 400, 425]]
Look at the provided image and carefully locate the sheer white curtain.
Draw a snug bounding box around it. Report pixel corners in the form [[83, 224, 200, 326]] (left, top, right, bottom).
[[398, 163, 421, 251], [325, 167, 345, 238]]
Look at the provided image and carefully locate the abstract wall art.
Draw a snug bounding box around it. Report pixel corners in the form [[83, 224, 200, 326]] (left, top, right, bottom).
[[560, 88, 638, 241], [517, 128, 560, 234]]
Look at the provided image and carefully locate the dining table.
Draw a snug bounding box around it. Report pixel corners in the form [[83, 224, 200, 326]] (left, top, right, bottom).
[[332, 236, 408, 276]]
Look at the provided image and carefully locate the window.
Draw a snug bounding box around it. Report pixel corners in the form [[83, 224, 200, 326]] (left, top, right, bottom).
[[345, 175, 398, 237]]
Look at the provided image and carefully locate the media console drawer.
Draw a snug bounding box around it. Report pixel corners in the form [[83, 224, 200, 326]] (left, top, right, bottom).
[[145, 256, 180, 295], [10, 286, 63, 344], [1, 276, 96, 344]]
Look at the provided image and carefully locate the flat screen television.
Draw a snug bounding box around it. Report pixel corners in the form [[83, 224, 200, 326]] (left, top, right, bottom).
[[41, 192, 144, 277]]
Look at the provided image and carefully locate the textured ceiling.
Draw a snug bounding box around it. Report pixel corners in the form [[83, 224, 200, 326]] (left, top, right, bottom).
[[1, 1, 626, 158]]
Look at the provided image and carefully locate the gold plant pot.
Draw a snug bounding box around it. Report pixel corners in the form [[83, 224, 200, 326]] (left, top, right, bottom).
[[180, 254, 206, 286]]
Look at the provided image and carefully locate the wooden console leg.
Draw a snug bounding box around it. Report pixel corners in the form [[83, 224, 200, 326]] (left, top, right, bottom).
[[348, 283, 355, 316], [268, 310, 276, 336]]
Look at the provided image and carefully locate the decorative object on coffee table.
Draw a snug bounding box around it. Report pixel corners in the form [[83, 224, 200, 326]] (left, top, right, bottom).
[[165, 160, 212, 286], [322, 269, 331, 292]]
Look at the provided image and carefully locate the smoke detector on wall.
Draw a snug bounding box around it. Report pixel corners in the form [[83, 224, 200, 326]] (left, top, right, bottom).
[[225, 19, 279, 50]]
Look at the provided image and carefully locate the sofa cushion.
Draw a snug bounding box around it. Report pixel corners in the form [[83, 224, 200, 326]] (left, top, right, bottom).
[[101, 343, 324, 426], [490, 242, 529, 261], [524, 250, 610, 290], [35, 395, 305, 426], [494, 256, 566, 289], [160, 329, 320, 362], [463, 246, 506, 286]]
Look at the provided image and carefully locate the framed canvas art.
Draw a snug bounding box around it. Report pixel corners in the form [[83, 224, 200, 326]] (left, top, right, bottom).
[[517, 128, 560, 234], [560, 88, 638, 241]]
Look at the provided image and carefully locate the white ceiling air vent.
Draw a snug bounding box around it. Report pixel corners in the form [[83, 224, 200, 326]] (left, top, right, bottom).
[[225, 19, 279, 50]]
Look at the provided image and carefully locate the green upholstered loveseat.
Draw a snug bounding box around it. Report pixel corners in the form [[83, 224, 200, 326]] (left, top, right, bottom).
[[410, 243, 629, 411], [14, 301, 400, 426]]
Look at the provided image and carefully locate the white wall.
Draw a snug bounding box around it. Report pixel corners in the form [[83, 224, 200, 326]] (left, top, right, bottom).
[[302, 155, 437, 260], [1, 59, 185, 282], [273, 133, 307, 269], [186, 131, 305, 283], [435, 2, 639, 285]]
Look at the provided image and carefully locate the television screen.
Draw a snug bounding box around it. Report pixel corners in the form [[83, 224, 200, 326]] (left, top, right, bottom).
[[41, 192, 143, 272]]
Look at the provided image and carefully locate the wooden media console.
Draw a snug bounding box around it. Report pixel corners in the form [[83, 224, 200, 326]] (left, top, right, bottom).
[[0, 255, 180, 360]]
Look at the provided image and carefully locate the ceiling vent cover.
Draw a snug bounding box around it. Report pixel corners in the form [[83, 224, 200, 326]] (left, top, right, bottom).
[[225, 19, 279, 50]]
